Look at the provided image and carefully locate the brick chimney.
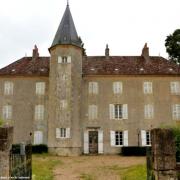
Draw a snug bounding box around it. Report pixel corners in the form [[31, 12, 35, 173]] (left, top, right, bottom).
[[105, 44, 109, 58], [32, 45, 39, 60], [141, 43, 149, 60]]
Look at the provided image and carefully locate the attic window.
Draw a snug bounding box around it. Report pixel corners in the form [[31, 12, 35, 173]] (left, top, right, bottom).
[[91, 68, 95, 71], [115, 68, 119, 71], [169, 68, 173, 71], [11, 69, 16, 72], [140, 68, 144, 71], [40, 68, 45, 72]]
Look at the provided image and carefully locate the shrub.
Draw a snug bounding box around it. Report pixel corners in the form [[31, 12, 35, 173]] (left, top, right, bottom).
[[32, 144, 48, 154], [121, 147, 147, 156]]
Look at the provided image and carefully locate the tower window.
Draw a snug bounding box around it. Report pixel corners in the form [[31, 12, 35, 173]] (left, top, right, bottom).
[[62, 56, 68, 63]]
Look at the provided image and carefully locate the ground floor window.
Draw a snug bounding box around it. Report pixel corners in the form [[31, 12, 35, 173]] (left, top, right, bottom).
[[141, 130, 151, 146], [110, 130, 128, 146], [56, 128, 70, 139], [34, 131, 43, 144], [115, 131, 123, 145]]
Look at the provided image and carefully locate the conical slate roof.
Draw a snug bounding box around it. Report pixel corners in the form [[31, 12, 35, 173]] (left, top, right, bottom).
[[51, 4, 82, 48]]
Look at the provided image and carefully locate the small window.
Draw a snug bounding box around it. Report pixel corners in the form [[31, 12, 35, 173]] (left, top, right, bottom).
[[115, 131, 123, 146], [113, 82, 123, 94], [144, 104, 154, 119], [4, 81, 14, 95], [60, 100, 67, 110], [36, 82, 45, 95], [143, 82, 152, 94], [35, 105, 44, 120], [56, 128, 70, 138], [170, 82, 180, 94], [2, 105, 12, 120], [172, 104, 180, 120], [58, 56, 71, 64], [89, 82, 98, 94], [88, 105, 98, 120]]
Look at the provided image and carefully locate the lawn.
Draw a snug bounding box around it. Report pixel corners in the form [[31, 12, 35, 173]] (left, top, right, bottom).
[[32, 154, 146, 180]]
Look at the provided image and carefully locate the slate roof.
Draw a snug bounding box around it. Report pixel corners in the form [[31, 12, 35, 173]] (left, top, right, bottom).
[[51, 5, 82, 49], [0, 56, 180, 77]]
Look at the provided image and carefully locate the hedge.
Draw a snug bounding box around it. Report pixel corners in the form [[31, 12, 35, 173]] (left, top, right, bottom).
[[121, 147, 147, 156], [32, 144, 48, 154]]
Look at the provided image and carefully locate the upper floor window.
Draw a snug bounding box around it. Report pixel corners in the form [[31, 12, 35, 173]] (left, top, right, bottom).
[[144, 104, 154, 119], [170, 82, 180, 94], [172, 104, 180, 120], [113, 82, 123, 94], [58, 56, 71, 64], [89, 82, 98, 94], [88, 105, 98, 120], [110, 130, 128, 146], [4, 81, 13, 95], [141, 130, 151, 146], [60, 100, 67, 110], [56, 128, 70, 138], [36, 82, 45, 95], [143, 82, 152, 94], [109, 104, 128, 120], [2, 105, 12, 120], [35, 105, 44, 120]]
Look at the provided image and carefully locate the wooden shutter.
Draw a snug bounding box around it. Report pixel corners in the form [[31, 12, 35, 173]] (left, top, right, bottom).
[[84, 131, 89, 154], [58, 56, 62, 63], [56, 128, 60, 138], [123, 130, 128, 146], [110, 131, 115, 146], [67, 56, 71, 63], [66, 128, 70, 138], [109, 104, 115, 119], [122, 104, 128, 119], [141, 130, 146, 146], [98, 130, 103, 154]]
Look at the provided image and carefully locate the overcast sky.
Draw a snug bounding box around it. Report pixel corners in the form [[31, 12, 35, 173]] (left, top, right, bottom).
[[0, 0, 179, 68]]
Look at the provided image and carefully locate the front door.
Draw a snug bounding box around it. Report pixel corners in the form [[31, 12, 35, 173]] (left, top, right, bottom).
[[89, 131, 98, 154]]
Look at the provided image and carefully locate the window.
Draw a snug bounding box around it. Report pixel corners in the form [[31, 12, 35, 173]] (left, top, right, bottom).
[[35, 105, 44, 120], [2, 105, 12, 120], [56, 128, 70, 138], [34, 131, 43, 144], [170, 82, 180, 94], [88, 105, 98, 120], [141, 130, 151, 146], [36, 82, 45, 95], [144, 104, 154, 119], [60, 100, 67, 110], [58, 56, 71, 63], [109, 104, 128, 119], [4, 81, 13, 95], [143, 82, 152, 94], [172, 104, 180, 120], [113, 82, 123, 94], [89, 82, 98, 94], [110, 130, 128, 146]]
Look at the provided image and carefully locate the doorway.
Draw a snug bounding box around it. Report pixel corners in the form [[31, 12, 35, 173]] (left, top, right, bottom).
[[89, 131, 98, 154]]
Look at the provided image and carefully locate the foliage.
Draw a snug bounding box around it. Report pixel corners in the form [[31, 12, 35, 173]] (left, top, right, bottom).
[[165, 29, 180, 63], [32, 154, 62, 180], [32, 144, 48, 154], [80, 173, 95, 180], [122, 147, 147, 156], [0, 118, 4, 127]]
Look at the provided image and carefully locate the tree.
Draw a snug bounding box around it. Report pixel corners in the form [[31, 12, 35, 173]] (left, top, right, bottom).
[[165, 29, 180, 63]]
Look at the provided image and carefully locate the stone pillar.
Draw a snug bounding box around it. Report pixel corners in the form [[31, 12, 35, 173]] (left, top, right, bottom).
[[0, 126, 13, 178], [151, 128, 177, 180]]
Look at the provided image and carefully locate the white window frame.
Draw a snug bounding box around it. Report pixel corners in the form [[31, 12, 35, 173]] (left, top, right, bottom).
[[144, 104, 154, 119], [109, 104, 128, 120], [172, 104, 180, 120], [143, 82, 153, 94], [113, 82, 123, 94], [141, 130, 151, 146], [58, 56, 71, 64], [170, 82, 180, 94], [110, 130, 128, 147], [4, 81, 14, 95], [34, 131, 43, 145], [88, 105, 98, 120], [60, 100, 67, 110], [35, 105, 44, 120], [2, 105, 12, 120], [89, 82, 98, 94], [56, 128, 70, 139], [36, 82, 45, 95]]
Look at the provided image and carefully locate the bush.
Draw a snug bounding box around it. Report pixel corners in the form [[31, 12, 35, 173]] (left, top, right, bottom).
[[121, 147, 147, 156], [32, 144, 48, 154]]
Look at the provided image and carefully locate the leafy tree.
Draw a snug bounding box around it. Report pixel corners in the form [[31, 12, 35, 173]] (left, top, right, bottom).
[[0, 118, 4, 127], [165, 29, 180, 63]]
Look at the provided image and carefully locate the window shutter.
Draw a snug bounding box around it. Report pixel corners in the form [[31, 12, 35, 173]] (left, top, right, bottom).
[[67, 56, 71, 63], [110, 131, 115, 146], [98, 130, 103, 154], [94, 82, 98, 94], [141, 130, 146, 146], [84, 131, 89, 154], [109, 104, 115, 119], [56, 128, 60, 138], [89, 82, 93, 94], [123, 130, 128, 146], [34, 131, 43, 144], [58, 56, 62, 63], [66, 128, 70, 138], [122, 104, 128, 119], [113, 82, 122, 94]]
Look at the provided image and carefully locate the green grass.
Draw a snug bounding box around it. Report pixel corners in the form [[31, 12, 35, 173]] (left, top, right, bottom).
[[80, 173, 96, 180], [32, 154, 62, 180]]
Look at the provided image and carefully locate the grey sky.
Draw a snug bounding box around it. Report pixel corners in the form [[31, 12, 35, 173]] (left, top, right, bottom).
[[0, 0, 179, 68]]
